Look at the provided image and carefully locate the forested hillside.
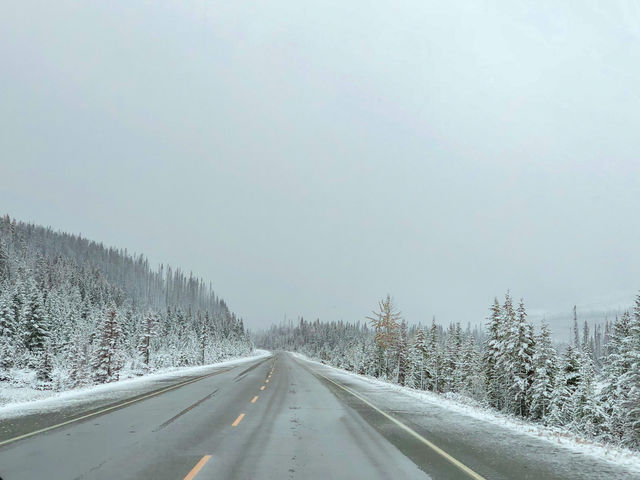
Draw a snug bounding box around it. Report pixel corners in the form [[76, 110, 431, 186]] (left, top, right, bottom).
[[0, 215, 252, 399], [258, 292, 640, 450]]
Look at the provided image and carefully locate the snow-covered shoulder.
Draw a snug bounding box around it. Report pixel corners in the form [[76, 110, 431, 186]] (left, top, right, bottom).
[[0, 350, 270, 419], [291, 352, 640, 474]]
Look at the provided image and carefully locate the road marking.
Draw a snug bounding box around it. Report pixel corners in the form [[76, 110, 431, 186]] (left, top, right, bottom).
[[260, 386, 265, 390], [251, 396, 258, 403], [265, 379, 269, 383], [0, 367, 234, 448], [232, 413, 245, 426], [183, 455, 211, 480], [156, 388, 218, 431], [313, 370, 486, 480]]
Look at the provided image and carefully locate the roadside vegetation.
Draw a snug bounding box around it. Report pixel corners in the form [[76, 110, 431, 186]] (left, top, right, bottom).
[[258, 292, 640, 451], [0, 215, 252, 403]]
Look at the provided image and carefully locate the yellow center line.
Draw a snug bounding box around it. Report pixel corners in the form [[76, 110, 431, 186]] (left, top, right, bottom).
[[260, 385, 265, 390], [232, 413, 245, 426], [251, 396, 259, 403], [265, 379, 269, 383], [183, 455, 211, 480]]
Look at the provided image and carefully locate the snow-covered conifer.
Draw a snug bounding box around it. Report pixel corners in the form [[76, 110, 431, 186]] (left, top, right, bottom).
[[530, 321, 557, 421]]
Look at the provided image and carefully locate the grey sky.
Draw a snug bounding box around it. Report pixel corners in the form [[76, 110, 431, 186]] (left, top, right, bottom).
[[1, 1, 639, 335]]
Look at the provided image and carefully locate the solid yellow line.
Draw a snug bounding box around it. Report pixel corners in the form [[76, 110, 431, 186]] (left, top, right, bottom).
[[313, 370, 486, 480], [0, 369, 230, 448], [232, 413, 245, 426], [183, 455, 211, 480], [260, 386, 265, 391], [251, 396, 258, 403]]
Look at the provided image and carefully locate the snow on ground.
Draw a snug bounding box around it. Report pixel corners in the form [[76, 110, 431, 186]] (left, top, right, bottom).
[[292, 352, 640, 475], [0, 350, 270, 419]]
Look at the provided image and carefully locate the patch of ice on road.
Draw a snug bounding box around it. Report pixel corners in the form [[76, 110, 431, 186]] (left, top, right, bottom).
[[0, 350, 271, 419], [291, 352, 640, 475]]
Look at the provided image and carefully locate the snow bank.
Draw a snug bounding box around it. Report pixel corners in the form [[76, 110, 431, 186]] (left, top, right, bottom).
[[0, 349, 271, 419]]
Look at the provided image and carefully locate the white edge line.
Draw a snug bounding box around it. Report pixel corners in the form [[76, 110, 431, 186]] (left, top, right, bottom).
[[311, 367, 486, 480], [0, 368, 232, 447]]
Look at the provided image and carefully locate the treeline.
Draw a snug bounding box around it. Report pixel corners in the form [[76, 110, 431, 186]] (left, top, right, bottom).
[[257, 292, 640, 450], [0, 215, 252, 395]]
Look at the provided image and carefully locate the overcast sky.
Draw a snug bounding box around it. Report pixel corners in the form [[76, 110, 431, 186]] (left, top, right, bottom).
[[1, 1, 639, 334]]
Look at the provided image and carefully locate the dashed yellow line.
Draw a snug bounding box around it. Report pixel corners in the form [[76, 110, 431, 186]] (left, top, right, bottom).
[[183, 455, 211, 480], [265, 379, 269, 383], [260, 386, 265, 391], [251, 396, 258, 403], [232, 413, 245, 426]]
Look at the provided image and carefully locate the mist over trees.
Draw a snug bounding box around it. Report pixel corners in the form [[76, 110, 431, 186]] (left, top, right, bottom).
[[0, 215, 252, 399], [257, 291, 640, 451]]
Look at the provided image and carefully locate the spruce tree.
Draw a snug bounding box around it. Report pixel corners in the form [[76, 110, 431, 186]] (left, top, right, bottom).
[[483, 298, 503, 408], [455, 335, 479, 396], [618, 294, 640, 447], [396, 320, 409, 385], [600, 312, 631, 441], [570, 343, 604, 436], [530, 321, 557, 421], [21, 279, 49, 371], [505, 299, 535, 417], [0, 291, 15, 373], [408, 328, 430, 389], [0, 240, 9, 282], [548, 368, 572, 426], [427, 318, 441, 392], [92, 309, 123, 384]]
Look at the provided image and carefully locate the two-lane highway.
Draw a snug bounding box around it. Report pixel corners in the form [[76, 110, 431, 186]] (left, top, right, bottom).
[[0, 353, 427, 480], [0, 352, 638, 479]]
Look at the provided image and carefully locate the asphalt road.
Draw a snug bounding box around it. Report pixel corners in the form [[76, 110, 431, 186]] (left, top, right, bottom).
[[0, 352, 637, 480]]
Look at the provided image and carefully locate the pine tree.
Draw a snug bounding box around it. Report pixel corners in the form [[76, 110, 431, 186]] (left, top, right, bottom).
[[200, 313, 208, 365], [504, 299, 535, 417], [138, 312, 158, 370], [396, 320, 409, 385], [548, 369, 572, 427], [455, 335, 479, 396], [573, 305, 580, 348], [484, 297, 503, 408], [0, 291, 16, 373], [600, 312, 632, 441], [21, 279, 49, 376], [407, 329, 429, 389], [92, 309, 123, 384], [562, 344, 582, 395], [0, 240, 9, 282], [68, 329, 90, 388], [442, 323, 462, 392], [570, 342, 604, 436], [427, 318, 441, 392], [618, 294, 640, 447], [530, 321, 558, 421]]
